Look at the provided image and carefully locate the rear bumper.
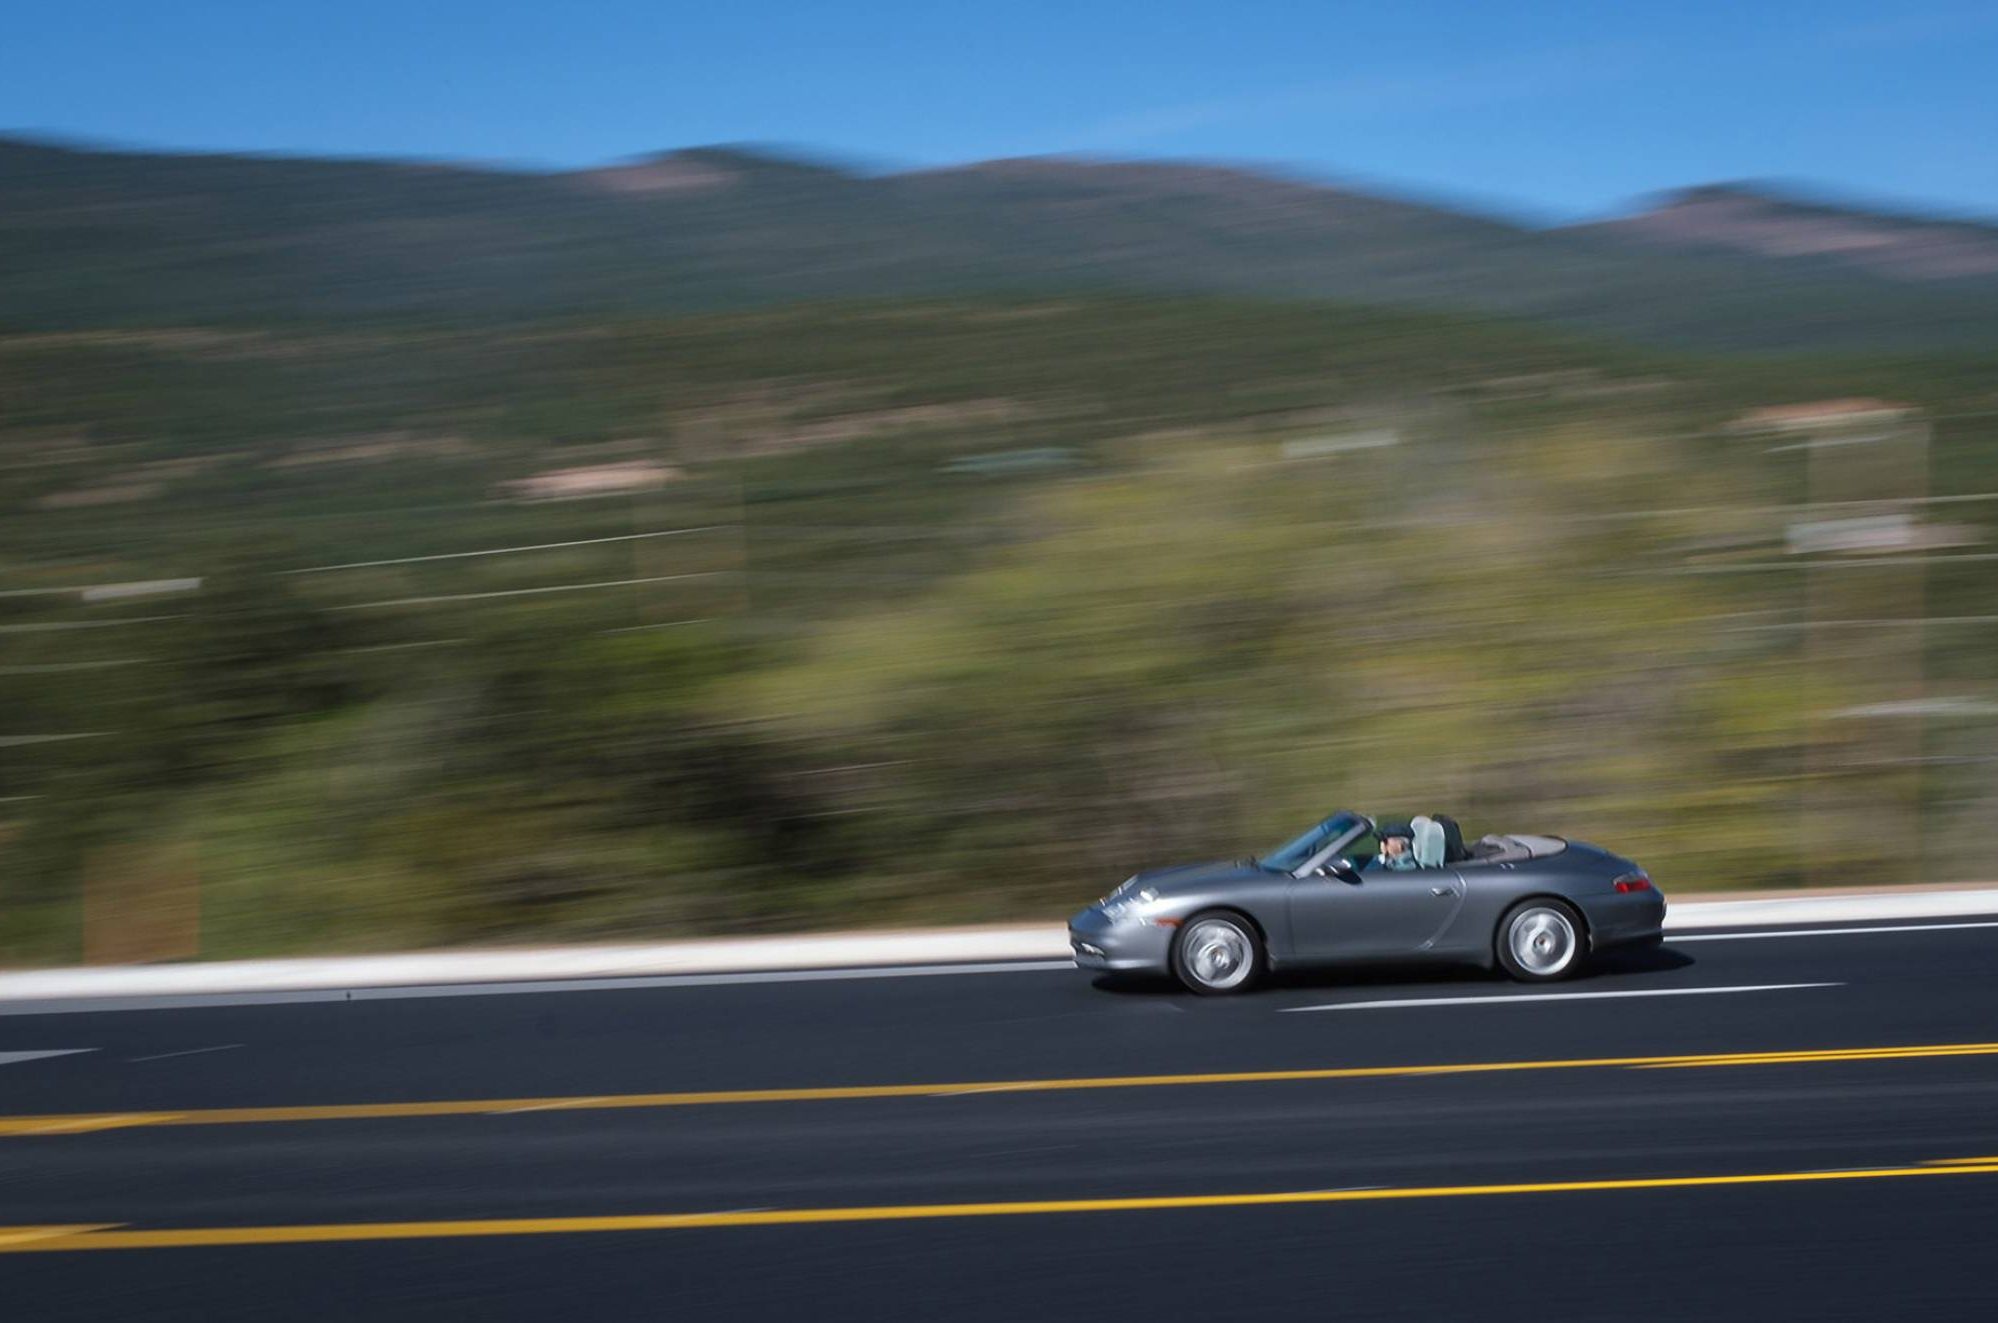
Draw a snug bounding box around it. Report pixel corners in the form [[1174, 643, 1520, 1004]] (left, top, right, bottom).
[[1588, 888, 1668, 950]]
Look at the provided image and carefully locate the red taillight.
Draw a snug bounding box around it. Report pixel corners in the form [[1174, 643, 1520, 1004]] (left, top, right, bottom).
[[1614, 875, 1653, 893]]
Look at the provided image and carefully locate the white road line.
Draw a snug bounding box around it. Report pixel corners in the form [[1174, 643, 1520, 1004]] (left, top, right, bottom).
[[1674, 921, 1998, 942], [126, 1044, 244, 1063], [0, 1050, 94, 1067], [358, 960, 1079, 998], [1282, 983, 1841, 1013], [0, 961, 1080, 1017], [0, 913, 1991, 1017]]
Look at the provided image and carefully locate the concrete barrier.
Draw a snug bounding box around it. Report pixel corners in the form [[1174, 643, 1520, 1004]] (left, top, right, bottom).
[[2, 886, 1994, 1008]]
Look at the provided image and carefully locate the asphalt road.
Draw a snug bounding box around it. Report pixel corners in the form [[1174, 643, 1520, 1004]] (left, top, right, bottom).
[[5, 918, 1998, 1320]]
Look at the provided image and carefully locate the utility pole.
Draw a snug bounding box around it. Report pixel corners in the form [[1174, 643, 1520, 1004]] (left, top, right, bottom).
[[1781, 402, 1929, 887]]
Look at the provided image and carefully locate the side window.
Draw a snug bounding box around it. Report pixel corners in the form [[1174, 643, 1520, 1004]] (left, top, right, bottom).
[[1340, 830, 1381, 865]]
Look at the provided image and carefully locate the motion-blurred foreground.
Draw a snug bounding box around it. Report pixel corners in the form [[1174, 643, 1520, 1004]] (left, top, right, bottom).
[[3, 141, 1997, 965]]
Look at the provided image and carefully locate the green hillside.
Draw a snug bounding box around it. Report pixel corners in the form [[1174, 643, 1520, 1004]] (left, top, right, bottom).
[[5, 298, 1995, 962]]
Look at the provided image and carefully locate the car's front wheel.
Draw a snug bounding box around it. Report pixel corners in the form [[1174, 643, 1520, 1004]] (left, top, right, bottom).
[[1171, 912, 1264, 995], [1495, 899, 1585, 982]]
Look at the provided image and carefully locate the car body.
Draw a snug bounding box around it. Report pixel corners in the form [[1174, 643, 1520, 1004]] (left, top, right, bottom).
[[1068, 811, 1665, 993]]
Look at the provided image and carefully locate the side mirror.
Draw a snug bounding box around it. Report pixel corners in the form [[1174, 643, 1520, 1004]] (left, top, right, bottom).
[[1321, 858, 1361, 883]]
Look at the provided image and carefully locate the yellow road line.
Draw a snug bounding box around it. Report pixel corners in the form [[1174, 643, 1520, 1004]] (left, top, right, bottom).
[[6, 1161, 1998, 1253], [1631, 1044, 1998, 1070], [5, 1041, 1998, 1138], [0, 1226, 120, 1248], [0, 1114, 181, 1136]]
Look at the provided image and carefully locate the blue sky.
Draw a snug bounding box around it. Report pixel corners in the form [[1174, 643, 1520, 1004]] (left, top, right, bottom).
[[5, 0, 1995, 222]]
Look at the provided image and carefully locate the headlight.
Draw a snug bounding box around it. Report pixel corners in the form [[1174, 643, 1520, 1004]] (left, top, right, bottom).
[[1100, 886, 1159, 923]]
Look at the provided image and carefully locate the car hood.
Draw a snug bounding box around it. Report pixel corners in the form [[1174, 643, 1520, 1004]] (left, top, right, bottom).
[[1131, 858, 1268, 896]]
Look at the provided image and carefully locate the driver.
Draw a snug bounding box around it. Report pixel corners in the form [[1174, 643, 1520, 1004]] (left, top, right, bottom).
[[1378, 833, 1419, 871]]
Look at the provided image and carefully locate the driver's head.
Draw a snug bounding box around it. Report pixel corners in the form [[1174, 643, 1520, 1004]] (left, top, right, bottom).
[[1381, 835, 1408, 858]]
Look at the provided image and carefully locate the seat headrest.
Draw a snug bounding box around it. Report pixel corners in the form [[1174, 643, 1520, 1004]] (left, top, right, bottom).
[[1434, 814, 1468, 863], [1410, 815, 1445, 868]]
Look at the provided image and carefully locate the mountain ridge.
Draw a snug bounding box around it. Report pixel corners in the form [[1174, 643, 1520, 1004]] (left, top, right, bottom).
[[1565, 180, 1998, 282], [3, 133, 1995, 350]]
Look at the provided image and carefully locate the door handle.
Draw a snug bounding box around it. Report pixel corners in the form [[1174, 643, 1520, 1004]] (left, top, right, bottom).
[[1431, 886, 1453, 897]]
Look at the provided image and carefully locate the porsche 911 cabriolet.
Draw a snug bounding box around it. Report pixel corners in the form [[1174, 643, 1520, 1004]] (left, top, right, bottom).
[[1069, 811, 1664, 993]]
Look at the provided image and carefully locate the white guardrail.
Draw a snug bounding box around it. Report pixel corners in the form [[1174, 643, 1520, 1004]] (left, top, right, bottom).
[[1, 887, 1995, 1006]]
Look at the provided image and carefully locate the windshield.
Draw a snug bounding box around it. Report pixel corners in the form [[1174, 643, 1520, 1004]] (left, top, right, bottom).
[[1257, 812, 1364, 872]]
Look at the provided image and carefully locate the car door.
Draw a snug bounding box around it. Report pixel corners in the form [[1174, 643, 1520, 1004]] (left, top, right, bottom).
[[1287, 859, 1466, 962]]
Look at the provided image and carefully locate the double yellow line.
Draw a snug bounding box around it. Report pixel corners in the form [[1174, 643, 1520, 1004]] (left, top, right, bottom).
[[6, 1158, 1998, 1253], [3, 1040, 1996, 1138]]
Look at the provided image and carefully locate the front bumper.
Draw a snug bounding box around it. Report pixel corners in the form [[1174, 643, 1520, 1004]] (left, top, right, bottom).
[[1068, 905, 1174, 973]]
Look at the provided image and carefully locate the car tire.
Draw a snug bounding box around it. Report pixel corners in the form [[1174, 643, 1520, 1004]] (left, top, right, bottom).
[[1495, 899, 1586, 982], [1170, 911, 1264, 996]]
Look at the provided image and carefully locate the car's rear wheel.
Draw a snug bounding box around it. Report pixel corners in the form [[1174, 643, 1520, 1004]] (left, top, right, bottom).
[[1171, 912, 1264, 995], [1496, 899, 1584, 982]]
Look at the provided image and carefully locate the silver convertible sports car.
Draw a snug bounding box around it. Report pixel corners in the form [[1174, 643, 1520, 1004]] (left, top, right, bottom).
[[1069, 811, 1665, 994]]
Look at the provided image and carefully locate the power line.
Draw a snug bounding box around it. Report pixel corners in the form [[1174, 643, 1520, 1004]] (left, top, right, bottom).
[[327, 572, 727, 610], [286, 527, 731, 574], [1725, 616, 1998, 631], [0, 616, 182, 634], [0, 659, 151, 673], [0, 733, 115, 747], [1680, 551, 1998, 574]]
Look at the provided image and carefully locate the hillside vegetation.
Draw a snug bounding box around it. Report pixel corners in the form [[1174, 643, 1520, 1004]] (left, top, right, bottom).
[[5, 299, 1995, 962]]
